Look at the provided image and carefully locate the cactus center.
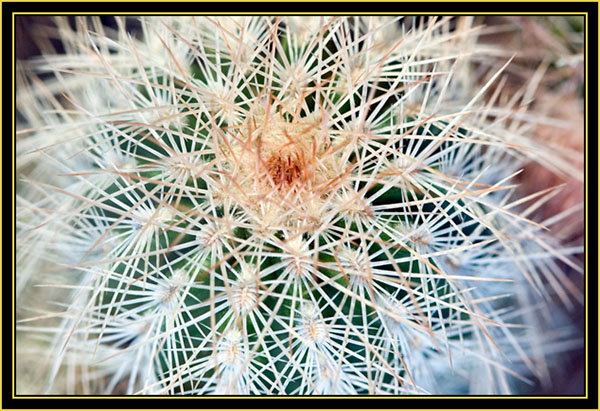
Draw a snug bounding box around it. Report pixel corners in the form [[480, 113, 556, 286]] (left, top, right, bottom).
[[264, 149, 305, 188], [219, 112, 350, 228]]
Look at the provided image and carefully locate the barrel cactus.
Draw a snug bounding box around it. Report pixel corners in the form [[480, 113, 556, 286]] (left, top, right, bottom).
[[16, 15, 584, 395]]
